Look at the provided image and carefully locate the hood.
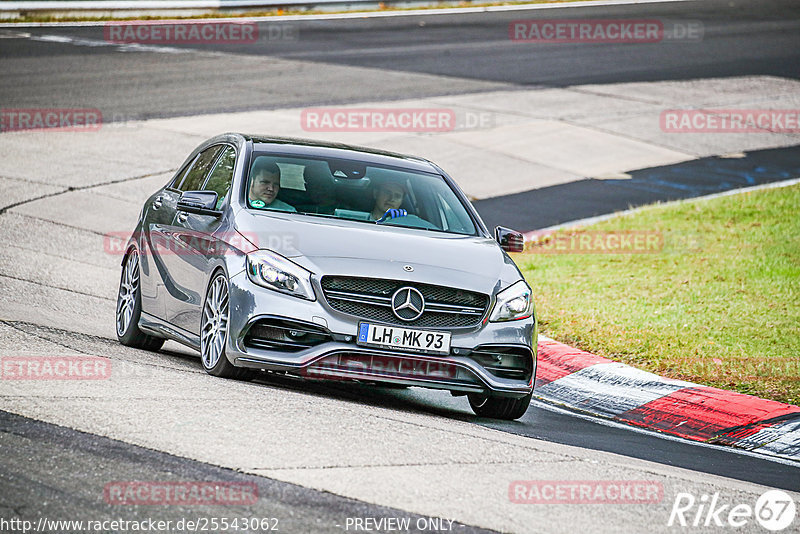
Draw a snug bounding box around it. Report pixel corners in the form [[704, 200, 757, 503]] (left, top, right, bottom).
[[235, 210, 524, 295]]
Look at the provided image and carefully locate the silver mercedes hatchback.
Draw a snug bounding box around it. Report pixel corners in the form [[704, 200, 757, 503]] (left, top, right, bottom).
[[116, 133, 536, 419]]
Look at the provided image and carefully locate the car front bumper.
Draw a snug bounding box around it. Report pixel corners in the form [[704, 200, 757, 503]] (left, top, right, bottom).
[[225, 270, 536, 398]]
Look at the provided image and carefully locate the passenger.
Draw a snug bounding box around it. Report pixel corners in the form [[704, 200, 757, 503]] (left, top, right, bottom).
[[248, 159, 296, 212], [370, 181, 407, 221]]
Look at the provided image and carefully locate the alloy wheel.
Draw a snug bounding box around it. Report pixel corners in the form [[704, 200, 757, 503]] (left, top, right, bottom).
[[116, 250, 140, 337], [201, 274, 229, 369]]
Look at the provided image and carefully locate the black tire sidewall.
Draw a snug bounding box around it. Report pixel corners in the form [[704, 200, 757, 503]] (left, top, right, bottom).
[[469, 391, 532, 420]]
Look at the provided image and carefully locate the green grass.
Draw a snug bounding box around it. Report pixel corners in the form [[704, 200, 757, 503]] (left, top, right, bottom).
[[1, 0, 580, 23], [515, 184, 800, 405]]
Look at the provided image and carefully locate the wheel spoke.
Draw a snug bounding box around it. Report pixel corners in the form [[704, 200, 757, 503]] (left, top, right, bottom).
[[210, 335, 219, 362], [123, 306, 132, 331], [123, 302, 133, 330], [214, 331, 223, 357], [218, 282, 227, 302], [201, 328, 214, 346]]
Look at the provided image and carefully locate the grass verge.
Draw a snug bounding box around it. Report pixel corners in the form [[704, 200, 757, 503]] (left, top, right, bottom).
[[515, 183, 800, 405], [2, 0, 580, 23]]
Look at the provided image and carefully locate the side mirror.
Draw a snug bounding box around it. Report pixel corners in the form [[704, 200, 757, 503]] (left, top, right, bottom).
[[177, 191, 220, 216], [495, 226, 524, 253]]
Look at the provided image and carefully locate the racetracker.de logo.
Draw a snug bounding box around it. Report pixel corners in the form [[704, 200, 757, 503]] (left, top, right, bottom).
[[1, 108, 102, 132], [103, 231, 290, 256], [524, 230, 664, 254], [104, 21, 259, 44], [510, 480, 664, 504], [1, 356, 111, 380], [302, 354, 458, 382], [509, 19, 703, 43], [660, 109, 800, 133], [301, 108, 457, 132], [104, 481, 259, 505]]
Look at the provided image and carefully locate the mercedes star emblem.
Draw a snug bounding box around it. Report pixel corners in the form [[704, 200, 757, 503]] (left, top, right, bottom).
[[391, 287, 425, 321]]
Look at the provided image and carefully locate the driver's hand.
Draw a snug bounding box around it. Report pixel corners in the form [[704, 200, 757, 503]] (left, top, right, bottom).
[[376, 208, 408, 223]]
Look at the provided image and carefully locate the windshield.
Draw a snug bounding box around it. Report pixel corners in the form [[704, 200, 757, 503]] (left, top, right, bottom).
[[245, 153, 478, 236]]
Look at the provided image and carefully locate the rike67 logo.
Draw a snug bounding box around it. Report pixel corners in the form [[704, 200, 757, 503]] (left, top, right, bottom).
[[669, 490, 796, 531]]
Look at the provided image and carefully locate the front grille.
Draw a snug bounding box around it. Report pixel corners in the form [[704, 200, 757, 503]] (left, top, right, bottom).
[[321, 276, 489, 329]]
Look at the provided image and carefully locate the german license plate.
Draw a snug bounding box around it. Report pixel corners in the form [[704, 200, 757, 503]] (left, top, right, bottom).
[[357, 323, 451, 355]]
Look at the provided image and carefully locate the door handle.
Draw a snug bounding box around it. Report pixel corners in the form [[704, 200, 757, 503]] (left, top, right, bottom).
[[153, 196, 163, 209], [177, 212, 188, 223]]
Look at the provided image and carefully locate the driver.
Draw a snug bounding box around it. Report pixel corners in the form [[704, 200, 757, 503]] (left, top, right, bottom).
[[370, 181, 407, 222], [249, 159, 296, 212]]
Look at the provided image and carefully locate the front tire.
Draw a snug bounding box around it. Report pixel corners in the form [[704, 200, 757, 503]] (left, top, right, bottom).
[[116, 248, 165, 351], [200, 271, 250, 380], [468, 391, 532, 420]]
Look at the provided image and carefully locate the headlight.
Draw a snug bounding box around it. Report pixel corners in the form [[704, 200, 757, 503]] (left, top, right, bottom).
[[246, 250, 315, 301], [489, 280, 534, 322]]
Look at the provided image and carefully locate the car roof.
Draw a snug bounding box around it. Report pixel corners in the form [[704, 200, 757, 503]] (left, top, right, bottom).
[[241, 134, 440, 174]]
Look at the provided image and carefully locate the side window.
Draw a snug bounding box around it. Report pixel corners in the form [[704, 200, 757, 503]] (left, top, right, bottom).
[[203, 146, 236, 210], [177, 145, 224, 192], [168, 159, 195, 190]]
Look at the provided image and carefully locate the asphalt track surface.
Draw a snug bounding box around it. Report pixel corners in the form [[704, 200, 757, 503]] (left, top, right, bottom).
[[1, 320, 798, 516], [1, 0, 800, 530], [0, 410, 494, 534], [475, 144, 800, 230], [1, 0, 798, 120]]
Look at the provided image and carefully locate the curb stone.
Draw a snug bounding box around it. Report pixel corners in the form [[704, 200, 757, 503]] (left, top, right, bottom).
[[534, 336, 800, 461]]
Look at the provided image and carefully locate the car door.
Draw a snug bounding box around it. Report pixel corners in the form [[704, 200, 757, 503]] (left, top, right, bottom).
[[165, 144, 236, 335], [159, 145, 225, 334], [139, 159, 194, 320]]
